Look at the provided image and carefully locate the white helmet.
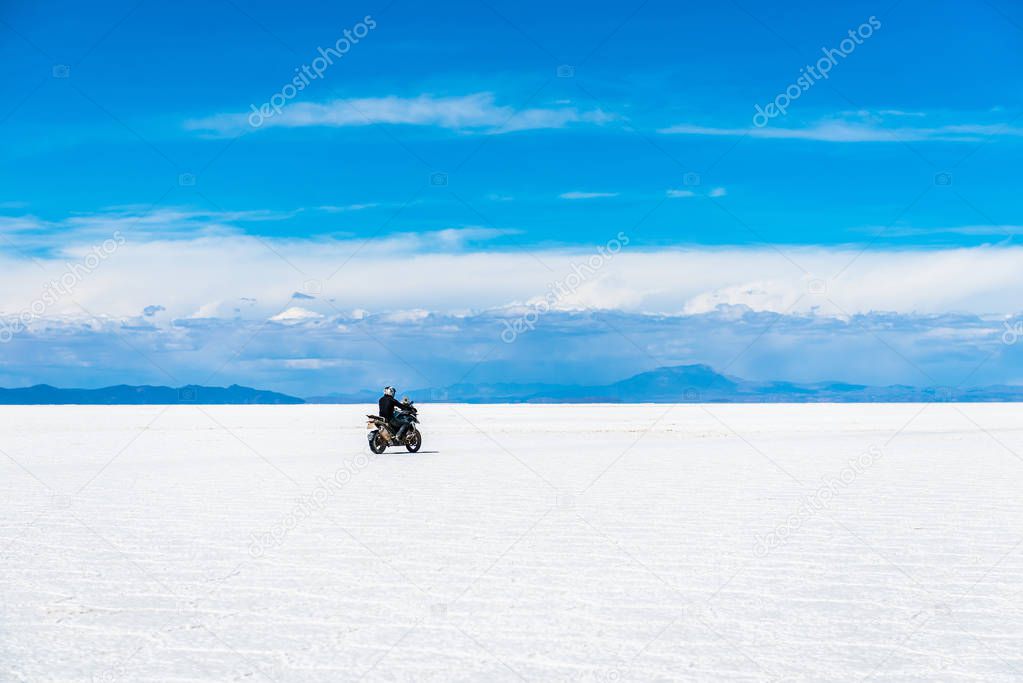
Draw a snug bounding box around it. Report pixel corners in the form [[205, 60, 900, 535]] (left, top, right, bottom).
[[384, 386, 396, 396]]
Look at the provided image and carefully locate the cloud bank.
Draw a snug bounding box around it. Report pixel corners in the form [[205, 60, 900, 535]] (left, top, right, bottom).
[[3, 208, 1022, 393], [2, 228, 1023, 321]]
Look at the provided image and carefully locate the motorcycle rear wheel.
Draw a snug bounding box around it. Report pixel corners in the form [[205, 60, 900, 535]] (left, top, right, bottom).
[[404, 429, 422, 453], [368, 430, 388, 454]]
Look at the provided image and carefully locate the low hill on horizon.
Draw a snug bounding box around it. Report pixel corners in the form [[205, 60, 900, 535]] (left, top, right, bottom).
[[0, 384, 304, 405]]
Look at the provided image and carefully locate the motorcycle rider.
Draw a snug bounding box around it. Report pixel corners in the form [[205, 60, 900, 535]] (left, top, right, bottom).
[[378, 386, 410, 442]]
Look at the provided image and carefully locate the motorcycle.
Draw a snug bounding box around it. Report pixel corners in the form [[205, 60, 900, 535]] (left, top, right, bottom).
[[367, 402, 422, 454]]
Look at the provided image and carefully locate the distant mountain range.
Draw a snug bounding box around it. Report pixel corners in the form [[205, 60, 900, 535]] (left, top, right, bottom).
[[310, 364, 1023, 404], [4, 366, 1023, 404], [0, 384, 304, 405]]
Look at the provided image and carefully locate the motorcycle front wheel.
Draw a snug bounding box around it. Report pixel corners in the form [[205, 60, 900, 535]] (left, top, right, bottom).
[[404, 428, 422, 453], [368, 430, 388, 454]]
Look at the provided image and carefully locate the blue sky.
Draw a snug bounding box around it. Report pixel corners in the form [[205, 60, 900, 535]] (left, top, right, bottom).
[[2, 0, 1023, 394]]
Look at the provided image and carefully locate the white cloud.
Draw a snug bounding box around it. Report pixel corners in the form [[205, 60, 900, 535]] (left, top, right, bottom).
[[189, 301, 227, 319], [559, 191, 619, 200], [0, 207, 298, 253], [854, 224, 1021, 238], [270, 307, 324, 322], [874, 109, 927, 117], [186, 93, 614, 135], [667, 187, 725, 198], [281, 358, 347, 369], [429, 226, 518, 248], [380, 309, 431, 323], [0, 209, 514, 258], [317, 203, 378, 213], [659, 116, 1023, 142]]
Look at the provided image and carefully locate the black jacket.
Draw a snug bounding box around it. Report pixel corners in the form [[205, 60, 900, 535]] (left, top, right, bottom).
[[378, 394, 403, 420]]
